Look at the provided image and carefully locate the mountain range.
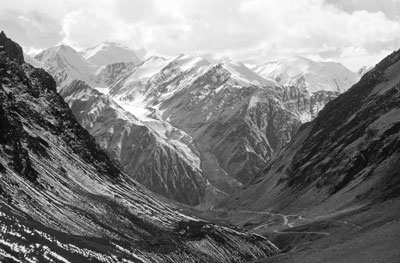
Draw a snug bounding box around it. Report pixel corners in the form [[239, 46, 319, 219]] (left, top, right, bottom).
[[24, 42, 361, 206]]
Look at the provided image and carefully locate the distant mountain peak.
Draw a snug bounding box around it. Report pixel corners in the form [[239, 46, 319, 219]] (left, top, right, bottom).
[[99, 40, 121, 45], [83, 41, 141, 66], [145, 55, 166, 62], [222, 60, 278, 86], [282, 56, 312, 62], [33, 44, 81, 63], [174, 53, 211, 66], [90, 41, 131, 51], [57, 44, 76, 51], [254, 56, 360, 93]]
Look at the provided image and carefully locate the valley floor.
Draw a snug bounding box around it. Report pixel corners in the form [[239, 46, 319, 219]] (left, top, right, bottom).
[[182, 198, 400, 263]]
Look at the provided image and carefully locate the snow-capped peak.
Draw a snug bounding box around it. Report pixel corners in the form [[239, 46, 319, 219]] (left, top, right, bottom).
[[222, 61, 277, 86], [171, 53, 212, 73], [118, 56, 171, 87], [34, 44, 91, 74], [83, 41, 141, 66], [254, 56, 360, 93], [34, 44, 81, 63]]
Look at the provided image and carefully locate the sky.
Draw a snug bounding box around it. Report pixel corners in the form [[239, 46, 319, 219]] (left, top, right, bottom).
[[1, 0, 399, 71]]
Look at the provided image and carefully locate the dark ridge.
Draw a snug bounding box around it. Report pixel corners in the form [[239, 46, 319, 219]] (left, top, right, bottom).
[[0, 31, 24, 64], [0, 34, 121, 181], [283, 48, 400, 200]]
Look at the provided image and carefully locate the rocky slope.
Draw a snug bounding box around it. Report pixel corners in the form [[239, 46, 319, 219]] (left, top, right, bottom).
[[0, 31, 280, 262], [61, 79, 207, 205], [224, 48, 400, 214]]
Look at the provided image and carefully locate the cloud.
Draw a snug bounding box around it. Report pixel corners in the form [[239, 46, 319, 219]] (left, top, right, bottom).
[[326, 0, 400, 20], [62, 9, 116, 49], [1, 0, 399, 70]]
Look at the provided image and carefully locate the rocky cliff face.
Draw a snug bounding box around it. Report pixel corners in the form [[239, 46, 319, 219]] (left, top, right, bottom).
[[0, 32, 279, 262], [278, 84, 340, 122], [223, 49, 400, 213]]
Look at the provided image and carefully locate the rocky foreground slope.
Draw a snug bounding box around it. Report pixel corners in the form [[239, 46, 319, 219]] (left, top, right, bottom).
[[0, 31, 279, 262]]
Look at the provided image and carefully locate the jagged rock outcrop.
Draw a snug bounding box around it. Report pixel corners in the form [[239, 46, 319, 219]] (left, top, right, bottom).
[[0, 31, 24, 64], [0, 32, 280, 262], [278, 85, 339, 122]]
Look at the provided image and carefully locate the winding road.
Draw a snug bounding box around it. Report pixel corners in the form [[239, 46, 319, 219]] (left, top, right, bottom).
[[208, 208, 362, 236], [233, 210, 359, 236]]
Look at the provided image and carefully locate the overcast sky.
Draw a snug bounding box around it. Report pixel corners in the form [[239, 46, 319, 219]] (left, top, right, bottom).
[[1, 0, 399, 70]]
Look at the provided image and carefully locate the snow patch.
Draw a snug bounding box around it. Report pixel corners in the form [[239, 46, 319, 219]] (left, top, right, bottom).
[[248, 96, 260, 108], [94, 87, 109, 95]]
